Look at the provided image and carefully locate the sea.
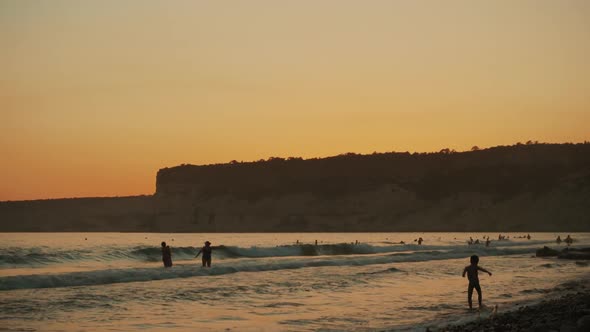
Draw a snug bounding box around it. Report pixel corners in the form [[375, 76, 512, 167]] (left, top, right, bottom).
[[1, 232, 589, 331]]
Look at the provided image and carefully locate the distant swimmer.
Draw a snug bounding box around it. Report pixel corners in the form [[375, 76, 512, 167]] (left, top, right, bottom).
[[556, 236, 562, 245], [462, 255, 492, 309], [565, 235, 573, 247], [526, 234, 531, 240], [161, 241, 172, 268], [195, 241, 213, 267], [418, 237, 423, 245], [485, 238, 490, 247]]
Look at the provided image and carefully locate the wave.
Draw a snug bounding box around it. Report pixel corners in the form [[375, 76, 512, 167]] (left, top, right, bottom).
[[216, 243, 411, 258], [357, 267, 403, 276], [0, 243, 421, 267], [0, 247, 94, 266], [0, 246, 200, 267], [0, 240, 548, 268], [129, 246, 198, 262], [0, 246, 535, 291]]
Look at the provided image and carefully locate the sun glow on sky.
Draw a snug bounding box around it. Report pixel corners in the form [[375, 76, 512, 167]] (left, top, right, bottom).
[[1, 0, 589, 200]]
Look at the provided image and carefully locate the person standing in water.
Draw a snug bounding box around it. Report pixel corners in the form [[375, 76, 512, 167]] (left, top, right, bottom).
[[565, 235, 573, 246], [556, 235, 562, 245], [195, 241, 213, 267], [462, 255, 492, 309], [161, 241, 172, 268]]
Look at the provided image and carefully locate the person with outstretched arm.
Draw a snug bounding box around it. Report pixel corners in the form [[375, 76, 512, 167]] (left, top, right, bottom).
[[195, 241, 214, 267], [462, 255, 492, 309]]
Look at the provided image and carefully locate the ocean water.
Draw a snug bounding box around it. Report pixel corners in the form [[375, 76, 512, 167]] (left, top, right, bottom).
[[1, 232, 589, 331]]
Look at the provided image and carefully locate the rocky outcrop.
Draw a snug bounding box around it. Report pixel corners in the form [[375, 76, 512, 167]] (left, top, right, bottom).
[[536, 246, 560, 257], [536, 247, 590, 260], [440, 287, 590, 332]]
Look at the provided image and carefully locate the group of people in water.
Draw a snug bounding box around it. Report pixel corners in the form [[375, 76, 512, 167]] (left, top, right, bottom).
[[161, 240, 215, 268], [157, 234, 578, 311], [556, 235, 574, 246], [160, 239, 496, 311], [465, 234, 532, 247]]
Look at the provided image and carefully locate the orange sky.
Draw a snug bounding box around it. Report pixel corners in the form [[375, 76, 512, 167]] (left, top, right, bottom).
[[1, 0, 590, 201]]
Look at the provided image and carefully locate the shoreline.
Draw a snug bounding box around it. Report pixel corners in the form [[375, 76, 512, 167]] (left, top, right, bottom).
[[432, 279, 590, 332]]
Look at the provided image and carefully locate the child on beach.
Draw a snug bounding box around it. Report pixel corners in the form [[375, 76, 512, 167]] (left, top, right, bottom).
[[462, 255, 492, 309]]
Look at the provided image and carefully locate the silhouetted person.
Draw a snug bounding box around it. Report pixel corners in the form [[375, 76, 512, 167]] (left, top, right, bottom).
[[418, 237, 423, 245], [161, 241, 172, 268], [462, 255, 492, 309], [468, 237, 474, 245], [526, 234, 531, 240], [195, 241, 213, 267], [474, 239, 480, 245], [556, 236, 562, 245], [565, 235, 573, 247], [485, 238, 490, 247], [315, 240, 318, 246]]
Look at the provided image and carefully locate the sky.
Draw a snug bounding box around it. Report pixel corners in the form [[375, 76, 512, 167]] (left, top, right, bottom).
[[1, 0, 589, 201]]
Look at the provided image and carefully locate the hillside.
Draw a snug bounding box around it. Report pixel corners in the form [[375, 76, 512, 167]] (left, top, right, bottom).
[[1, 143, 590, 231]]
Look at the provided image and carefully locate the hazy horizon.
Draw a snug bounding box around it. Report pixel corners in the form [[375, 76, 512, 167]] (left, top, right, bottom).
[[2, 0, 590, 200]]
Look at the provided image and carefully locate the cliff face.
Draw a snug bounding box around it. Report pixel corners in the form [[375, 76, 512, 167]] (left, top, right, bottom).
[[1, 143, 590, 232], [152, 143, 590, 232]]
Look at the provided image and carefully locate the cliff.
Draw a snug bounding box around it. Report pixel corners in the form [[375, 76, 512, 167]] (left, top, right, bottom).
[[1, 143, 590, 232]]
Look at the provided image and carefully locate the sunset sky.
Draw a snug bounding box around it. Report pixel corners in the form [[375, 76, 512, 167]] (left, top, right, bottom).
[[1, 0, 589, 200]]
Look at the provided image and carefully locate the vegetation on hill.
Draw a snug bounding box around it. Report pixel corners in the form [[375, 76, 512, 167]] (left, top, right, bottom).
[[156, 142, 590, 202]]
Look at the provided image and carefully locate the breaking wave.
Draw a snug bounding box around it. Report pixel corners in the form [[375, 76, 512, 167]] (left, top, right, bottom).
[[0, 246, 534, 290], [0, 239, 551, 268]]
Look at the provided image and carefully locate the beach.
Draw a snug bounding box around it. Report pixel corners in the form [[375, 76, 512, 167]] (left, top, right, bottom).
[[438, 279, 590, 332], [1, 232, 589, 331]]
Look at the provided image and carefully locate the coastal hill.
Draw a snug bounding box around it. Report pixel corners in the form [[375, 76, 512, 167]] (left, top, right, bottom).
[[1, 143, 590, 232]]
